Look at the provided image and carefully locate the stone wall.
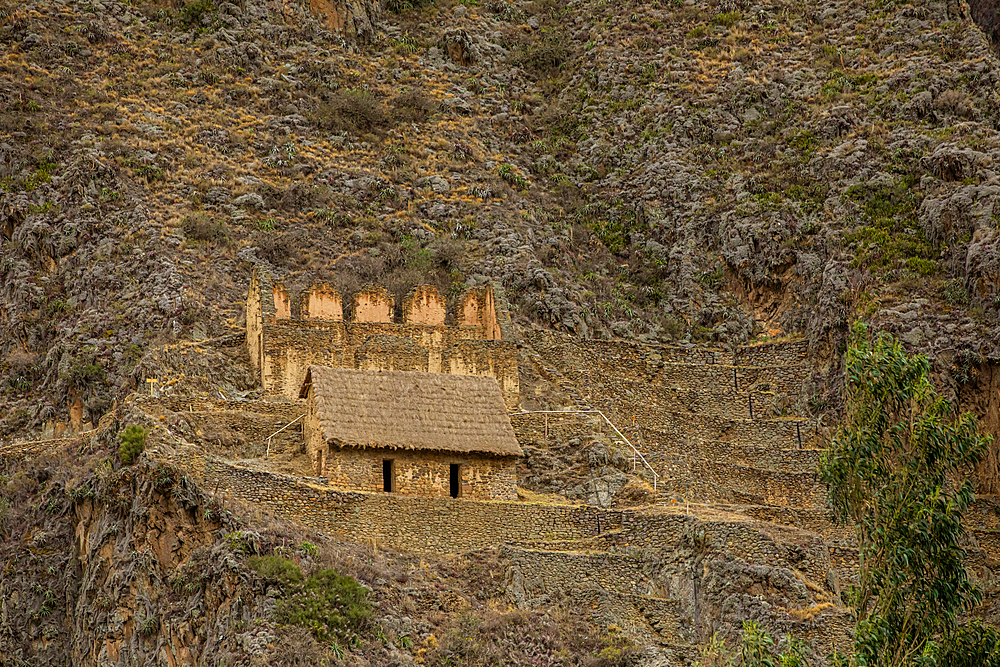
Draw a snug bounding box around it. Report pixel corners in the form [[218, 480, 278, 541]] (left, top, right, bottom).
[[301, 283, 343, 321], [312, 446, 518, 501], [403, 285, 446, 325], [735, 341, 810, 367], [247, 270, 519, 408], [353, 285, 394, 323], [259, 321, 519, 407], [523, 331, 808, 373], [687, 461, 826, 509], [170, 450, 619, 553], [642, 415, 818, 450], [0, 437, 78, 461], [166, 451, 840, 579], [246, 269, 268, 375], [618, 510, 833, 585], [502, 546, 661, 598], [510, 412, 606, 446]]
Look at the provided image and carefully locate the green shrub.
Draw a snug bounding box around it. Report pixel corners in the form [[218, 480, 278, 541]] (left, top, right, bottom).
[[942, 278, 969, 306], [384, 0, 433, 13], [390, 89, 437, 124], [118, 424, 147, 465], [178, 0, 214, 28], [313, 90, 388, 135], [66, 361, 105, 389], [248, 555, 304, 588], [844, 179, 936, 273], [514, 32, 569, 78], [181, 213, 229, 244], [277, 569, 371, 645], [712, 11, 741, 26]]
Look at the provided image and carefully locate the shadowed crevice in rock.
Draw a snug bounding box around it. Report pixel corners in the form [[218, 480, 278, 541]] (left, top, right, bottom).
[[970, 0, 1000, 50]]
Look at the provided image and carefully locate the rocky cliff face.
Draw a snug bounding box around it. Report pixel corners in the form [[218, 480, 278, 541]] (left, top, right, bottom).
[[0, 445, 282, 666], [2, 432, 645, 667]]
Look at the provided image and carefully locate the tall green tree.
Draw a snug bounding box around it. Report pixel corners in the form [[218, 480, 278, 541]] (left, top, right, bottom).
[[820, 325, 995, 666]]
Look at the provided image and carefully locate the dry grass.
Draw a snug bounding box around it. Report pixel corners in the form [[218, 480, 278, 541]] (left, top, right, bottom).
[[516, 486, 578, 505], [787, 602, 836, 622]]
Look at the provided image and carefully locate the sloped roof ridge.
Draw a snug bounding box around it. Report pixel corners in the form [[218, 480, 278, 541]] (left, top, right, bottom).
[[303, 366, 522, 457]]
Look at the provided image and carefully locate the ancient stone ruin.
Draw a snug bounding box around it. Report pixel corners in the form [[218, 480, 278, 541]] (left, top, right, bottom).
[[246, 268, 519, 409], [300, 366, 521, 500]]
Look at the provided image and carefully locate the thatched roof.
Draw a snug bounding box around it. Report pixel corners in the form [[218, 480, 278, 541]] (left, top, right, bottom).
[[300, 366, 523, 457]]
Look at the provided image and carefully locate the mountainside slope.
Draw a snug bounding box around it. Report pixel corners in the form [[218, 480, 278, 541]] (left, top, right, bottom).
[[2, 0, 1000, 439]]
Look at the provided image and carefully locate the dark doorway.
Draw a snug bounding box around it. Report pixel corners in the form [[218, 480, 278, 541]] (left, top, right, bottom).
[[383, 459, 394, 493], [450, 464, 461, 498]]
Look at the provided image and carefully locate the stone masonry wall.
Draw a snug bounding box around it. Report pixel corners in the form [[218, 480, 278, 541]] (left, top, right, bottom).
[[502, 546, 661, 598], [260, 320, 518, 408], [139, 398, 305, 452], [643, 415, 818, 450], [170, 450, 620, 553], [567, 590, 688, 646], [524, 331, 809, 373], [166, 451, 845, 580], [618, 510, 833, 585], [247, 270, 520, 407], [317, 447, 518, 501]]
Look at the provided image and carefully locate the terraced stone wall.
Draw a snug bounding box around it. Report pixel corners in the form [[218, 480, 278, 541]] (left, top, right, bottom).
[[0, 437, 78, 461], [646, 414, 816, 449], [569, 590, 688, 644], [689, 461, 825, 509], [165, 451, 844, 581], [502, 546, 661, 598], [314, 446, 518, 501], [169, 450, 619, 552], [525, 331, 809, 373], [510, 412, 607, 446], [618, 510, 832, 584], [735, 341, 810, 367]]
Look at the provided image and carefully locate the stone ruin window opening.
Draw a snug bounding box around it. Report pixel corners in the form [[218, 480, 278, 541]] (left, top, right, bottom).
[[383, 458, 396, 493], [450, 463, 462, 498]]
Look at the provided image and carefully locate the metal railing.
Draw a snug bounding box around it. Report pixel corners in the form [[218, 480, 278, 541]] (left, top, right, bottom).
[[510, 409, 660, 493], [263, 414, 306, 458]]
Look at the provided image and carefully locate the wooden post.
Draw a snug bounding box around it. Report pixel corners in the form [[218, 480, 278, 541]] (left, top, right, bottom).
[[748, 394, 754, 420], [733, 368, 738, 391]]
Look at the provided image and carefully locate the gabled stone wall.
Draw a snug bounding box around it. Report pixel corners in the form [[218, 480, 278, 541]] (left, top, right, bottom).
[[246, 270, 519, 408]]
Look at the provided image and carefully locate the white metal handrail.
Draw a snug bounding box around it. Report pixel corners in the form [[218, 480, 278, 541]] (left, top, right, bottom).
[[510, 409, 660, 492], [264, 414, 306, 458]]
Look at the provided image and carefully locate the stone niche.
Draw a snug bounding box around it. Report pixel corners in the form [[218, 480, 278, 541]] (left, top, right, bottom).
[[301, 284, 343, 321], [273, 284, 291, 320], [353, 285, 394, 323], [459, 286, 501, 340], [403, 285, 446, 325]]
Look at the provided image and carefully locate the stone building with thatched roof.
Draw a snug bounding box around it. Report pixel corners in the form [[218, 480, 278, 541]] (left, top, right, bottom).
[[299, 366, 522, 500]]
